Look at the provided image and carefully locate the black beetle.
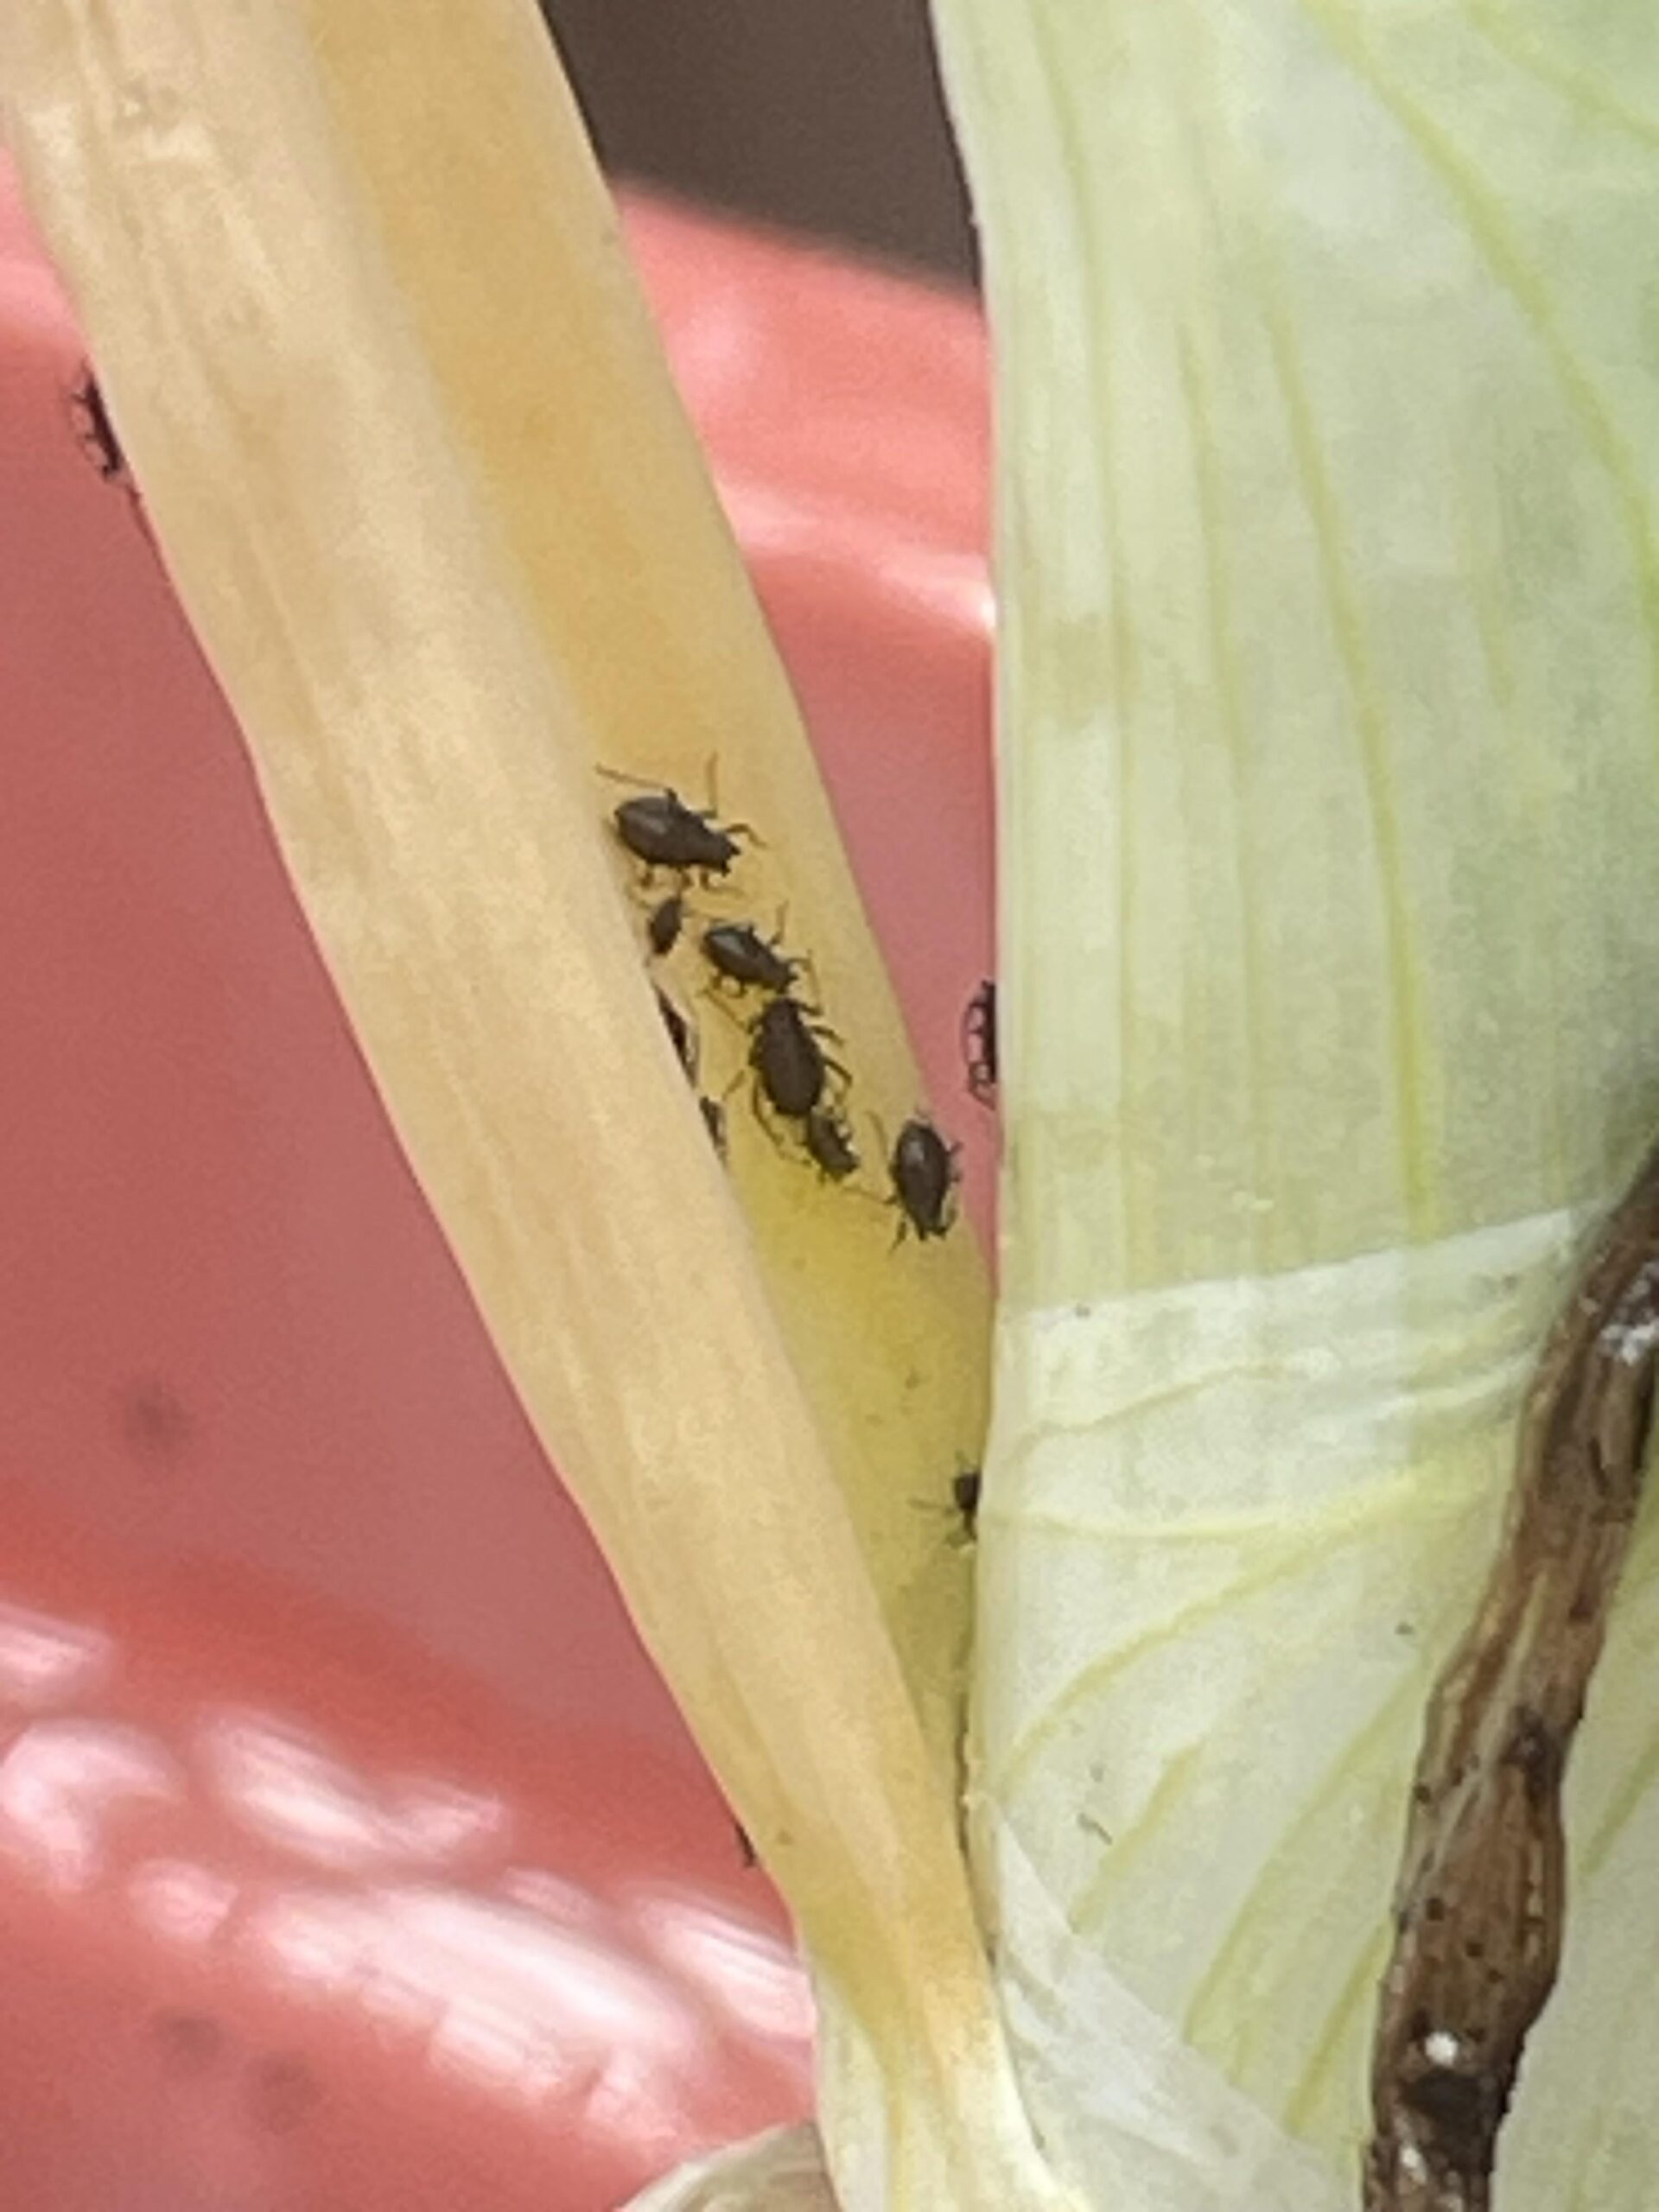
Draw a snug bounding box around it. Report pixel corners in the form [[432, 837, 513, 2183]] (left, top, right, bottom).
[[804, 1105, 860, 1182], [963, 978, 998, 1105], [701, 918, 802, 997], [605, 771, 755, 883], [734, 1821, 758, 1869], [699, 1096, 728, 1160], [655, 986, 698, 1084], [746, 994, 847, 1125], [70, 371, 124, 482], [889, 1114, 960, 1242], [646, 893, 685, 958]]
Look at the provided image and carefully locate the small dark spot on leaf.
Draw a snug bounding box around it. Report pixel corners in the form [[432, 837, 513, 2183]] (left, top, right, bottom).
[[151, 2009, 225, 2073], [114, 1376, 194, 1464], [246, 2051, 321, 2134], [1503, 1707, 1561, 1808]]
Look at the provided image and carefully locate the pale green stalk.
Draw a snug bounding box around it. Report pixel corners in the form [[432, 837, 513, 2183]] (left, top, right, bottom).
[[930, 0, 1659, 2205]]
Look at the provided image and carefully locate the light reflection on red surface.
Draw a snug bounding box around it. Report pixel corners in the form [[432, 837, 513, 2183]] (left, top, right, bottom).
[[628, 1886, 818, 2046], [0, 1599, 114, 1707], [130, 1855, 240, 1947], [196, 1710, 510, 1872], [714, 475, 995, 636], [0, 1560, 814, 2203], [0, 1717, 182, 1891], [500, 1861, 615, 1929], [0, 1646, 815, 2102]]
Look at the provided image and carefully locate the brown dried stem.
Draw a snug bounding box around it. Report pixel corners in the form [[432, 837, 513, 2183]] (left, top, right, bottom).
[[1367, 1141, 1659, 2210]]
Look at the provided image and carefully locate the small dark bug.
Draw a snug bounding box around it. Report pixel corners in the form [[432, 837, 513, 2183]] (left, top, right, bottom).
[[655, 986, 698, 1084], [912, 1462, 982, 1547], [699, 1096, 728, 1160], [734, 1821, 758, 1869], [646, 893, 685, 958], [746, 994, 847, 1126], [701, 918, 802, 997], [804, 1105, 860, 1182], [889, 1114, 961, 1243], [602, 767, 757, 884], [70, 370, 125, 482], [952, 1466, 982, 1539], [963, 978, 998, 1105]]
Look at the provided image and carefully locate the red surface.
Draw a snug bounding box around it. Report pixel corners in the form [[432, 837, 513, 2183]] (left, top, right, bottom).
[[0, 163, 991, 2206]]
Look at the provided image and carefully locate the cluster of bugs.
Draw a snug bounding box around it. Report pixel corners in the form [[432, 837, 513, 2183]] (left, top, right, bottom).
[[603, 766, 963, 1242], [604, 770, 752, 1161]]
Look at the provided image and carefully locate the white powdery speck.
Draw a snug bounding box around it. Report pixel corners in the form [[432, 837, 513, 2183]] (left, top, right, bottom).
[[1603, 1311, 1659, 1367]]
